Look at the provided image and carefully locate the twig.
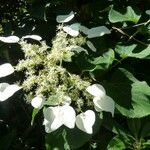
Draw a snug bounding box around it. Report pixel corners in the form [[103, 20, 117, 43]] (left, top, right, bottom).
[[112, 26, 148, 46]]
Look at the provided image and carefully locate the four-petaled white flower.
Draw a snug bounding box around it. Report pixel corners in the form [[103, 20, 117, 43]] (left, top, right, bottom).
[[0, 83, 21, 101], [86, 84, 115, 116], [76, 110, 95, 134], [43, 104, 76, 133], [31, 96, 44, 109], [0, 63, 14, 78]]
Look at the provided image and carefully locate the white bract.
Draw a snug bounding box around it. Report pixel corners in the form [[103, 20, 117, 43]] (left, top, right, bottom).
[[76, 110, 95, 134], [79, 25, 89, 35], [86, 41, 97, 52], [86, 84, 106, 98], [145, 10, 150, 16], [0, 83, 21, 101], [0, 63, 14, 78], [43, 105, 76, 133], [86, 84, 115, 116], [56, 11, 75, 23], [31, 96, 44, 109], [93, 95, 115, 116], [0, 36, 19, 43], [22, 35, 42, 41], [87, 26, 111, 38], [63, 23, 80, 37]]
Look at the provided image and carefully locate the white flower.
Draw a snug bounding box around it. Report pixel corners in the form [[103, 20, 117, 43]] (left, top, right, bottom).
[[0, 83, 21, 101], [0, 36, 19, 43], [87, 26, 111, 38], [86, 84, 106, 98], [31, 96, 44, 109], [63, 23, 80, 37], [22, 35, 42, 41], [0, 63, 14, 78], [86, 84, 115, 116], [93, 95, 115, 116], [56, 11, 75, 23], [43, 105, 76, 133], [76, 110, 95, 134]]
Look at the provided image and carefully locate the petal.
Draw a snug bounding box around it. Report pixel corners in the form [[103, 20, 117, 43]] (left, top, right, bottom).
[[0, 63, 14, 78], [87, 26, 111, 38], [22, 35, 42, 41], [43, 106, 63, 133], [79, 25, 89, 35], [63, 23, 80, 37], [0, 83, 21, 101], [86, 41, 97, 52], [0, 36, 19, 43], [76, 110, 95, 134], [93, 95, 115, 116], [86, 84, 106, 97], [31, 96, 44, 109], [56, 11, 74, 23], [62, 105, 76, 128], [146, 10, 150, 15]]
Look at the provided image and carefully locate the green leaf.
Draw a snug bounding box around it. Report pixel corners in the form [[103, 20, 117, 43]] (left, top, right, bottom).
[[109, 6, 141, 23], [107, 135, 128, 150], [117, 81, 150, 118], [90, 49, 115, 69], [115, 44, 150, 59], [31, 108, 40, 125]]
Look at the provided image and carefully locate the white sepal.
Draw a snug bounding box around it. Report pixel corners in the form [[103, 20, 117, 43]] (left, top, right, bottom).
[[93, 95, 115, 116], [86, 41, 97, 52], [0, 36, 19, 43], [0, 63, 14, 78], [61, 105, 76, 128], [63, 23, 80, 37], [56, 11, 75, 23], [0, 83, 21, 101], [43, 105, 76, 133], [76, 110, 95, 134], [22, 35, 42, 41], [31, 96, 44, 109], [86, 84, 106, 98], [43, 106, 63, 133], [87, 26, 111, 38], [145, 10, 150, 15], [79, 25, 89, 35]]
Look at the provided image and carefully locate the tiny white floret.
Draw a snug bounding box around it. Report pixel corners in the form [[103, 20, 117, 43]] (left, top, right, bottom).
[[31, 96, 44, 109], [76, 110, 95, 134], [56, 11, 75, 23], [0, 63, 14, 78], [0, 83, 21, 101], [0, 36, 19, 43]]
